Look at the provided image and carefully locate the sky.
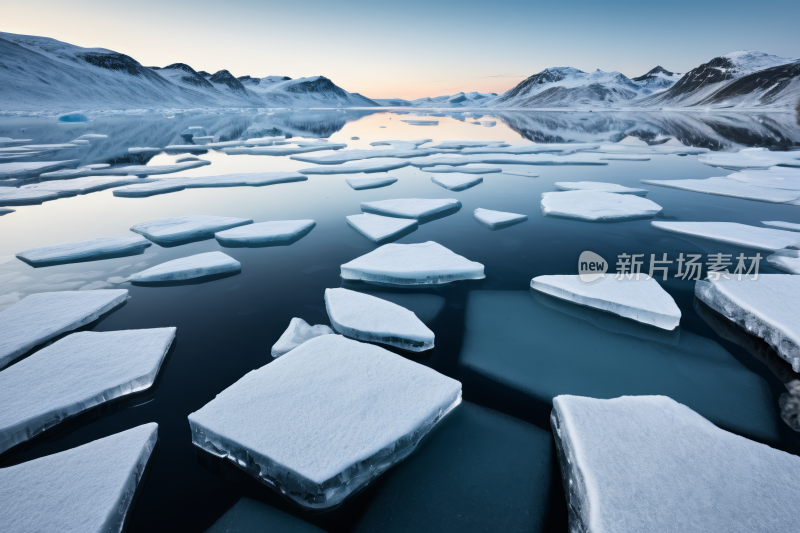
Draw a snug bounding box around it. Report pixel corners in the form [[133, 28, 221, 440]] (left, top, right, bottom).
[[2, 0, 799, 100]]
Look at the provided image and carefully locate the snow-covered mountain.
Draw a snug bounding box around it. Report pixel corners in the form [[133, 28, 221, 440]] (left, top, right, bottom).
[[631, 66, 682, 95], [240, 76, 378, 107]]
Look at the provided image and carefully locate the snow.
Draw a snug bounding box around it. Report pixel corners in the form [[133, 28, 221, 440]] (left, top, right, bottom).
[[474, 208, 528, 230], [41, 160, 210, 179], [728, 167, 800, 190], [556, 181, 648, 195], [113, 172, 306, 197], [0, 187, 61, 205], [431, 173, 483, 191], [0, 423, 158, 533], [225, 143, 347, 156], [0, 328, 174, 454], [0, 290, 128, 370], [541, 191, 662, 221], [0, 160, 79, 180], [325, 288, 434, 351], [21, 176, 158, 195], [696, 275, 800, 371], [215, 220, 316, 245], [361, 198, 461, 219], [550, 394, 800, 533], [299, 158, 410, 174], [766, 250, 800, 274], [346, 214, 418, 243], [187, 334, 461, 509], [641, 177, 800, 204], [502, 169, 540, 177], [130, 252, 241, 283], [699, 149, 800, 171], [762, 221, 800, 232], [346, 176, 397, 190], [271, 318, 334, 358], [531, 275, 680, 330], [131, 215, 253, 244], [16, 235, 151, 265], [651, 221, 800, 251], [341, 241, 485, 286], [426, 165, 502, 174]]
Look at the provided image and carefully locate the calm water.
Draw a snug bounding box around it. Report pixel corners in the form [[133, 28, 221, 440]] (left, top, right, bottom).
[[1, 109, 800, 532]]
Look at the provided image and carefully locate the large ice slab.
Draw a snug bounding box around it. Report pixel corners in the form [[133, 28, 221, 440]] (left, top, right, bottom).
[[216, 220, 315, 245], [502, 168, 540, 177], [113, 172, 306, 197], [188, 335, 461, 509], [651, 221, 800, 251], [556, 181, 647, 195], [130, 252, 241, 283], [325, 288, 434, 351], [271, 318, 334, 358], [587, 144, 707, 156], [696, 275, 800, 371], [0, 160, 79, 180], [361, 198, 461, 219], [0, 328, 174, 453], [762, 220, 800, 232], [17, 236, 152, 265], [431, 173, 483, 191], [40, 160, 210, 179], [341, 241, 484, 286], [299, 158, 410, 174], [408, 153, 608, 168], [550, 395, 800, 533], [346, 176, 397, 190], [346, 213, 417, 243], [426, 140, 507, 150], [0, 290, 128, 369], [699, 148, 800, 171], [426, 164, 502, 174], [21, 176, 157, 195], [291, 148, 442, 164], [531, 275, 680, 330], [766, 250, 800, 274], [641, 177, 800, 204], [0, 187, 61, 205], [541, 191, 662, 221], [225, 143, 347, 156], [131, 215, 252, 244], [727, 167, 800, 190], [461, 143, 599, 155], [473, 208, 528, 230], [0, 424, 158, 533]]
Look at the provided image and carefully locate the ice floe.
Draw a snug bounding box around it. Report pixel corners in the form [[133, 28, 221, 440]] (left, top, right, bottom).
[[408, 153, 608, 168], [696, 275, 800, 371], [474, 208, 527, 230], [699, 148, 800, 171], [299, 158, 410, 174], [21, 176, 158, 195], [762, 220, 800, 232], [728, 167, 800, 190], [224, 143, 347, 156], [325, 288, 434, 351], [641, 177, 800, 204], [176, 155, 202, 163], [0, 160, 79, 180], [215, 220, 316, 245], [361, 198, 461, 219], [651, 221, 800, 251], [271, 318, 334, 358], [0, 290, 128, 369], [426, 165, 502, 174], [431, 173, 483, 191], [556, 181, 648, 195], [113, 172, 306, 197], [588, 144, 707, 156], [40, 160, 210, 179], [0, 187, 61, 206], [550, 395, 800, 533], [0, 424, 158, 532], [502, 169, 540, 177], [0, 328, 174, 453], [346, 214, 418, 243], [541, 191, 662, 221], [291, 148, 442, 164], [130, 252, 241, 283], [17, 236, 151, 265], [426, 141, 507, 150], [341, 241, 484, 286], [131, 215, 252, 244], [461, 143, 599, 155], [531, 274, 680, 330], [187, 334, 461, 509], [346, 176, 397, 190], [766, 250, 800, 274]]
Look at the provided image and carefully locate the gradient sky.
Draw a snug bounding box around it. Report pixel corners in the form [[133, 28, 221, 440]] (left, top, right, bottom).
[[2, 0, 799, 99]]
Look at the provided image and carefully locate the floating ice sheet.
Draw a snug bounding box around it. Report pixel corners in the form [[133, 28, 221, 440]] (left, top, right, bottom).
[[762, 220, 800, 232], [225, 144, 347, 156], [346, 176, 397, 190], [341, 241, 484, 286], [188, 335, 461, 509], [502, 169, 539, 177], [699, 148, 800, 171], [766, 250, 800, 274], [131, 215, 252, 244], [587, 144, 707, 156], [641, 177, 800, 204], [0, 328, 174, 454], [346, 213, 417, 243], [0, 160, 79, 180], [113, 172, 306, 197], [556, 181, 648, 195], [271, 318, 334, 357], [728, 167, 800, 190], [0, 290, 128, 369], [0, 187, 61, 205], [291, 148, 444, 164], [550, 395, 800, 533], [21, 176, 158, 195], [17, 236, 151, 265], [0, 424, 158, 533], [461, 143, 599, 155], [40, 160, 210, 179], [408, 153, 608, 168], [325, 288, 434, 351], [299, 158, 410, 174], [473, 208, 527, 230], [651, 221, 800, 251], [130, 252, 240, 283], [541, 191, 662, 221], [216, 220, 315, 245], [431, 174, 483, 191], [426, 141, 507, 150], [426, 165, 502, 174], [361, 198, 461, 219]]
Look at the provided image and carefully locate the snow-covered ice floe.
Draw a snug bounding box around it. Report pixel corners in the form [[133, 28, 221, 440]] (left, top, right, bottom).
[[531, 275, 680, 330], [762, 220, 800, 232], [728, 167, 800, 190], [0, 424, 158, 532], [460, 143, 599, 155], [215, 220, 316, 245], [187, 335, 461, 509], [696, 275, 800, 371], [271, 318, 334, 358], [0, 328, 174, 454], [341, 241, 484, 286], [21, 176, 158, 195], [0, 290, 128, 370], [346, 214, 417, 243], [502, 169, 539, 177], [587, 144, 708, 156], [131, 215, 252, 244], [431, 173, 483, 191], [651, 221, 800, 251], [113, 172, 306, 197], [325, 288, 434, 351], [0, 187, 61, 206], [130, 252, 240, 283], [426, 165, 502, 174], [541, 191, 662, 221], [346, 176, 397, 190], [556, 181, 648, 195], [0, 160, 79, 180], [361, 198, 461, 219], [550, 395, 800, 533], [699, 148, 800, 171], [299, 158, 410, 174], [766, 250, 800, 274], [291, 148, 445, 165], [224, 144, 347, 156], [408, 154, 608, 168], [16, 236, 152, 265], [40, 160, 210, 179], [426, 140, 507, 150], [473, 208, 527, 230], [641, 177, 800, 204]]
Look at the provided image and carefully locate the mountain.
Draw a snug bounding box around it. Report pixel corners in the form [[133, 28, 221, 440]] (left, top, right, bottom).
[[242, 76, 379, 107], [631, 66, 682, 95]]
